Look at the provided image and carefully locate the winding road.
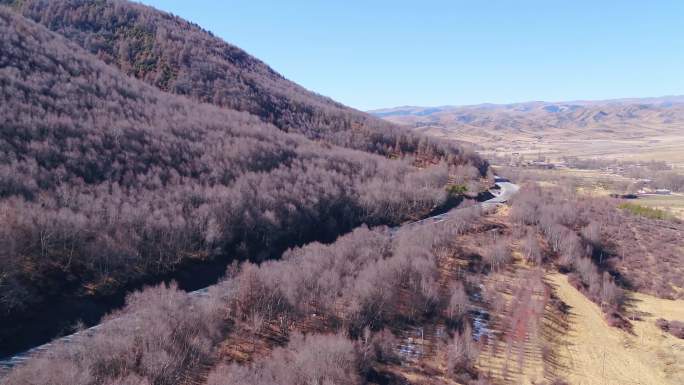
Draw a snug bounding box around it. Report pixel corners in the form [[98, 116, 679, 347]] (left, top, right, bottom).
[[0, 177, 519, 374], [486, 176, 520, 205], [399, 175, 520, 229]]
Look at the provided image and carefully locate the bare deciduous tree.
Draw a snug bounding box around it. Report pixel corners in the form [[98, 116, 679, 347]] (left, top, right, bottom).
[[522, 230, 543, 265], [446, 281, 469, 324], [447, 324, 479, 376], [484, 239, 512, 272]]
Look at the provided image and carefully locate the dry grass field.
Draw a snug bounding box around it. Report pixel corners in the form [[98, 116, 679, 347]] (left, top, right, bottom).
[[476, 270, 684, 385], [475, 265, 549, 385], [471, 197, 684, 385], [636, 194, 684, 219], [473, 134, 684, 167], [547, 273, 684, 385]]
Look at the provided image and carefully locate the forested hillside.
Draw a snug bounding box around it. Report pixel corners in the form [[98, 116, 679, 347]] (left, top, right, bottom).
[[1, 0, 485, 167], [0, 5, 486, 355], [1, 210, 491, 385], [3, 2, 684, 384]]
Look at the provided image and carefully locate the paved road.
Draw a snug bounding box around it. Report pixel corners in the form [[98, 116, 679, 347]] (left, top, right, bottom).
[[399, 176, 519, 229], [484, 176, 521, 205], [0, 177, 519, 374]]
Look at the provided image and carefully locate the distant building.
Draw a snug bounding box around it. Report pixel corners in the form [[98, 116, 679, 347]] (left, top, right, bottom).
[[610, 193, 638, 199], [655, 189, 672, 195], [528, 161, 555, 169]]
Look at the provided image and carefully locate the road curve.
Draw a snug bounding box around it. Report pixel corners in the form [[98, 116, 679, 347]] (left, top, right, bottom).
[[484, 176, 520, 205], [0, 177, 519, 374], [399, 176, 519, 230]]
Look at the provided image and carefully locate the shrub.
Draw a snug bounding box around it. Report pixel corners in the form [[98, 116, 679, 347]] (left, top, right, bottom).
[[1, 283, 224, 385], [655, 318, 684, 339], [206, 332, 362, 385], [618, 203, 672, 220]]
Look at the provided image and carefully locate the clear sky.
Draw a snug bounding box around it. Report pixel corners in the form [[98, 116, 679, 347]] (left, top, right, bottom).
[[139, 0, 684, 110]]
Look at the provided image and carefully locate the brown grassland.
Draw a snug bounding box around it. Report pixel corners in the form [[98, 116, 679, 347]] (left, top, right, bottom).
[[547, 273, 684, 385]]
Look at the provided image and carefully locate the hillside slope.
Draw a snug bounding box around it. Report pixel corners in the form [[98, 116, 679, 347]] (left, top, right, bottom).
[[0, 6, 482, 356], [1, 0, 481, 162], [548, 273, 684, 385]]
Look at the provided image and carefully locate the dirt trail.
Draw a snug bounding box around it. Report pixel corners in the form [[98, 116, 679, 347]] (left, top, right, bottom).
[[548, 273, 684, 385]]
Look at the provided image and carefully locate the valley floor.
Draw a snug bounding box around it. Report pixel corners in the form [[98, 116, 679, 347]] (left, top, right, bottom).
[[418, 125, 684, 168]]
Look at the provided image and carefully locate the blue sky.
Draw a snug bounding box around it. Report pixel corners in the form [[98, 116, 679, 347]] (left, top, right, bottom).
[[140, 0, 684, 110]]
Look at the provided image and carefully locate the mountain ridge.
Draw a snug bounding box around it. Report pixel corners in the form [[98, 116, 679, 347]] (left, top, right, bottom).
[[370, 94, 684, 115], [370, 95, 684, 137], [1, 0, 400, 154]]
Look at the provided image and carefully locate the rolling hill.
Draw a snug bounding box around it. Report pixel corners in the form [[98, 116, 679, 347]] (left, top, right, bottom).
[[371, 97, 684, 165]]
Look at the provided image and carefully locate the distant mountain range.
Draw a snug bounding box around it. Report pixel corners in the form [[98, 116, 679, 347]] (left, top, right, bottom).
[[370, 96, 684, 164], [370, 96, 684, 132]]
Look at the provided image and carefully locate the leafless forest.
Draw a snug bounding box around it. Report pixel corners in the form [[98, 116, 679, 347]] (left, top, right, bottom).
[[1, 1, 683, 385], [2, 208, 494, 385], [511, 184, 683, 303], [3, 0, 491, 169], [0, 3, 486, 351]]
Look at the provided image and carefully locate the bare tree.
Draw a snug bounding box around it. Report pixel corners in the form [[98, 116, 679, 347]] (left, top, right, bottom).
[[206, 332, 362, 385], [484, 239, 512, 272], [522, 230, 543, 265], [447, 324, 479, 375], [446, 281, 469, 324]]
